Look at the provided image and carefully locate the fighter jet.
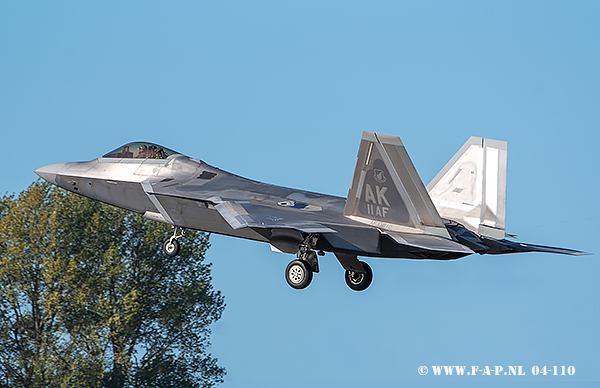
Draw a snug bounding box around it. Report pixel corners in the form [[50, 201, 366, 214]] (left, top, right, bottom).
[[35, 132, 587, 291]]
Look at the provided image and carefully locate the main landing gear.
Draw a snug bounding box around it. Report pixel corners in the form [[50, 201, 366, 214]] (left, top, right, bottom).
[[284, 234, 373, 291], [345, 261, 373, 291], [163, 226, 184, 257], [285, 234, 319, 290], [285, 260, 313, 289]]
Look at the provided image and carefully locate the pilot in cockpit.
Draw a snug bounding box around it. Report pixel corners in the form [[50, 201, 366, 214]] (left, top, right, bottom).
[[120, 146, 133, 158], [137, 145, 148, 158], [103, 142, 178, 159]]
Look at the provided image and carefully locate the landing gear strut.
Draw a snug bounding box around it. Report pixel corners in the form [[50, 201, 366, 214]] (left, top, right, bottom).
[[285, 234, 319, 290], [163, 226, 184, 257]]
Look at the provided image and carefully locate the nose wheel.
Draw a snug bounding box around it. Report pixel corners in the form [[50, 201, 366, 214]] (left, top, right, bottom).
[[163, 227, 184, 257], [163, 237, 180, 257]]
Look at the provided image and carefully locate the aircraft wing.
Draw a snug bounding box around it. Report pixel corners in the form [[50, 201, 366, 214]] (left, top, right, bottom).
[[141, 174, 383, 255], [214, 200, 382, 255], [214, 201, 338, 233], [215, 200, 474, 256]]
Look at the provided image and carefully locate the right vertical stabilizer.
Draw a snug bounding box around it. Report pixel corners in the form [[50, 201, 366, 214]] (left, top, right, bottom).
[[426, 137, 507, 240]]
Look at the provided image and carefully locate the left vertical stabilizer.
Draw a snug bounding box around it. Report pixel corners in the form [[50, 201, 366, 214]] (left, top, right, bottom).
[[344, 132, 449, 238]]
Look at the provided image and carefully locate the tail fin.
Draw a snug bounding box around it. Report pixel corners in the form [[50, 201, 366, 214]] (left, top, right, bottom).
[[344, 132, 449, 238], [426, 137, 507, 240]]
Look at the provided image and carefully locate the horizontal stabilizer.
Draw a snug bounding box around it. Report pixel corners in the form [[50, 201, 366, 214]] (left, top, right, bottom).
[[492, 239, 590, 256]]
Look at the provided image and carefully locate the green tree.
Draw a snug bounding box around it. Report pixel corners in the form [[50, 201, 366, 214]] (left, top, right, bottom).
[[0, 181, 225, 388]]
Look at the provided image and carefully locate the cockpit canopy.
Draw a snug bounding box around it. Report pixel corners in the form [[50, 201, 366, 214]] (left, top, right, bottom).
[[102, 142, 180, 159]]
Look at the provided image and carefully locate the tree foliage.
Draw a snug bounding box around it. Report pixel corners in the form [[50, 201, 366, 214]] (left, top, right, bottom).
[[0, 181, 225, 388]]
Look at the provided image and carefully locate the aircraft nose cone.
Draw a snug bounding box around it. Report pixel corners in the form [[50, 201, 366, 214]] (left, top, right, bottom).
[[34, 163, 67, 185]]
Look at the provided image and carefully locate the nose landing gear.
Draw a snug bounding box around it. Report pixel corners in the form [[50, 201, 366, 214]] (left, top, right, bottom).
[[163, 226, 184, 257]]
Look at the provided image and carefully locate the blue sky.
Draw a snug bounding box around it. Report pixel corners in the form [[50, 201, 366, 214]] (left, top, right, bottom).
[[1, 1, 599, 387]]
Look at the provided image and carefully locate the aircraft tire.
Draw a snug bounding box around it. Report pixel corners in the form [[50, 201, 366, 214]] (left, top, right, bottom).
[[285, 260, 313, 290], [163, 238, 180, 257], [345, 261, 372, 291]]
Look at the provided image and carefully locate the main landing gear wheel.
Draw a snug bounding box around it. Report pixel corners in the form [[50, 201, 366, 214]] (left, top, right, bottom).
[[345, 261, 373, 291], [163, 237, 180, 257], [285, 260, 313, 290]]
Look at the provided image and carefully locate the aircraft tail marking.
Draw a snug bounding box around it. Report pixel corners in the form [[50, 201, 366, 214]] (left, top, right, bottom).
[[426, 137, 507, 239], [344, 132, 449, 238]]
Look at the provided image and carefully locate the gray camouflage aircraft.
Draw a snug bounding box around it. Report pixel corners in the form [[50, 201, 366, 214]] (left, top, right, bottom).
[[35, 132, 587, 291]]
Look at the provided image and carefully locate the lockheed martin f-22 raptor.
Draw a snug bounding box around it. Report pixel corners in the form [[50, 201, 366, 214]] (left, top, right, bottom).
[[35, 132, 587, 291]]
